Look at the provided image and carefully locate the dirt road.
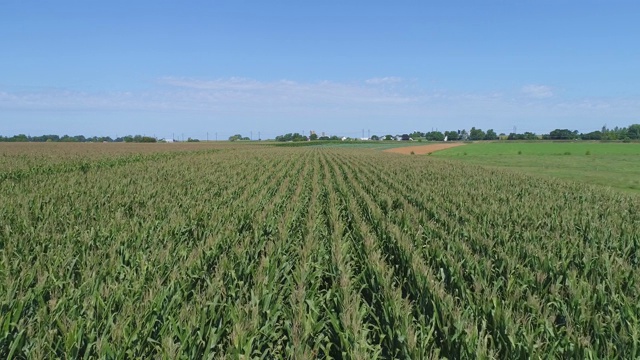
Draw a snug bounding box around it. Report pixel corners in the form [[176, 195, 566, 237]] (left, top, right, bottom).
[[383, 142, 465, 155]]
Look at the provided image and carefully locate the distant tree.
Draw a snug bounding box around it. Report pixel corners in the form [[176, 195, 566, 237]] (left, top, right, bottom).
[[31, 134, 60, 142], [611, 126, 628, 140], [581, 131, 602, 140], [139, 136, 157, 143], [187, 138, 200, 142], [275, 133, 306, 142], [410, 131, 424, 140], [228, 134, 244, 141], [484, 129, 498, 140], [469, 127, 486, 141], [384, 135, 394, 141], [627, 124, 640, 139], [425, 131, 445, 141], [10, 134, 29, 142], [309, 133, 318, 140], [549, 129, 578, 140], [508, 132, 538, 140], [60, 135, 78, 142], [444, 131, 459, 141], [370, 135, 380, 141]]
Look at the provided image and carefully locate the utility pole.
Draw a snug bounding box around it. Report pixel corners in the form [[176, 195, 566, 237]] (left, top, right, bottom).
[[258, 131, 261, 140], [251, 131, 253, 141]]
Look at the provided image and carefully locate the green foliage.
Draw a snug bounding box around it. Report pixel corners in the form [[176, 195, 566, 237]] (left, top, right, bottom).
[[444, 131, 459, 141], [548, 129, 579, 140], [468, 127, 486, 141], [594, 124, 640, 140], [484, 129, 498, 140], [123, 135, 157, 143], [508, 132, 538, 140], [275, 133, 307, 142], [228, 134, 250, 141], [425, 131, 445, 141], [628, 124, 640, 139], [581, 131, 603, 140]]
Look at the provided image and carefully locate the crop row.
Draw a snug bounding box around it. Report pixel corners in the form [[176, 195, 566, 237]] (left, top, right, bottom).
[[1, 145, 638, 358]]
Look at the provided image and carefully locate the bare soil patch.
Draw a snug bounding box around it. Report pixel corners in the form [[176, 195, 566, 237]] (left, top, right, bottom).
[[384, 142, 465, 155]]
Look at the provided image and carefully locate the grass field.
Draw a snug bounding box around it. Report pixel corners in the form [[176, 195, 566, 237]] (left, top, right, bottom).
[[434, 141, 640, 193], [1, 143, 639, 358]]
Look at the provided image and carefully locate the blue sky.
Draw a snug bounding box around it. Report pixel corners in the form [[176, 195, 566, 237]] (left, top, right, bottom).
[[1, 1, 638, 139]]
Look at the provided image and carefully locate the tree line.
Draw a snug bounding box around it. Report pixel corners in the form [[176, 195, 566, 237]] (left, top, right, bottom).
[[0, 134, 161, 143], [272, 123, 640, 142], [2, 124, 639, 143]]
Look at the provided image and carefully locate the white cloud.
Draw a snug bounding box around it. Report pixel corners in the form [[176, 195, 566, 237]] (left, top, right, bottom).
[[365, 77, 403, 85], [2, 78, 639, 136], [521, 84, 554, 99], [156, 77, 415, 106]]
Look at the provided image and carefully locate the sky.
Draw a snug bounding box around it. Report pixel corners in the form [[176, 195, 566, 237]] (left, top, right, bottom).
[[1, 0, 639, 139]]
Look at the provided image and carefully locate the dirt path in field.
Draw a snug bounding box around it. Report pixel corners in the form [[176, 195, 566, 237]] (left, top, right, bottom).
[[384, 142, 465, 155]]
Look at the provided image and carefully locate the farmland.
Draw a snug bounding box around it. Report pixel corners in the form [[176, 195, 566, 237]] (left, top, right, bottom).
[[1, 143, 639, 358], [435, 142, 640, 194]]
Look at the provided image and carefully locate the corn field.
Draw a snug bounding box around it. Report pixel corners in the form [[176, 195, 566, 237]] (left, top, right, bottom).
[[1, 143, 639, 358]]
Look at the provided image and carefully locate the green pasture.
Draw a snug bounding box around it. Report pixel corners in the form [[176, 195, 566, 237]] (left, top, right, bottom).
[[434, 141, 640, 193]]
